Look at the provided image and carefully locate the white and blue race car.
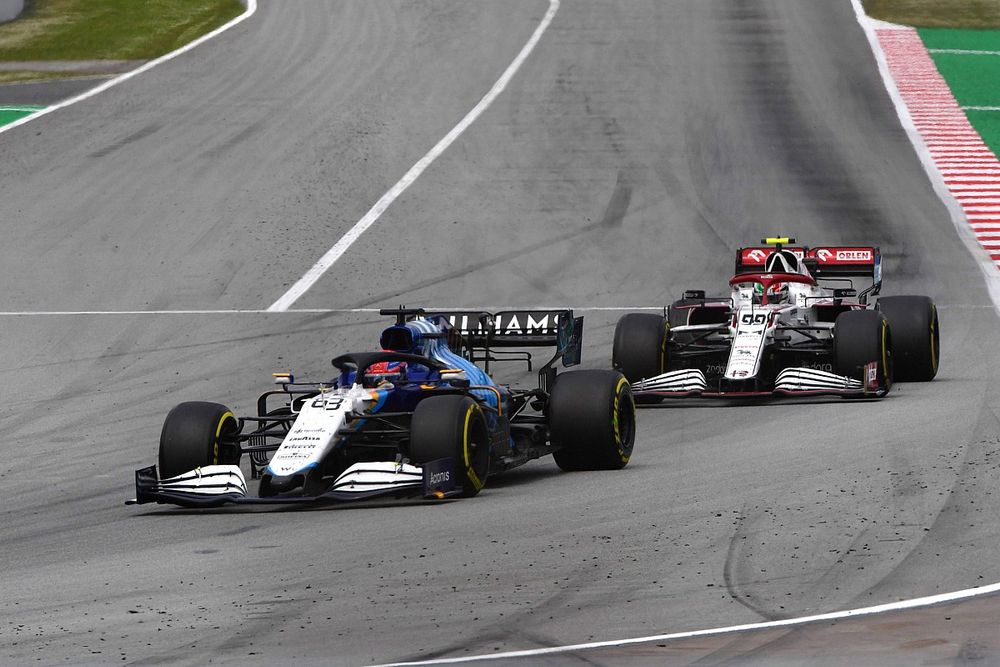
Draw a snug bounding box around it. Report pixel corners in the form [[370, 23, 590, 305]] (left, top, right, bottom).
[[131, 308, 635, 508], [613, 239, 939, 401]]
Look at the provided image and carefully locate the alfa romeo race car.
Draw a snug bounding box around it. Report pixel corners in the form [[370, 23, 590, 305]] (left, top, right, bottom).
[[612, 238, 940, 400], [130, 308, 635, 508]]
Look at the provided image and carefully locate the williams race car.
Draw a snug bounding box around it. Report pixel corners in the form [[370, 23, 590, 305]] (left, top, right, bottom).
[[612, 238, 939, 400], [130, 308, 635, 508]]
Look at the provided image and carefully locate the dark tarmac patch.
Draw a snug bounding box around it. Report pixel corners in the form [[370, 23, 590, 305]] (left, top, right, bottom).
[[0, 76, 110, 105]]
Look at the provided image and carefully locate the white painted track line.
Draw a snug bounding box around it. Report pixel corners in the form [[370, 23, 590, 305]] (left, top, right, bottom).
[[0, 306, 664, 316], [265, 0, 562, 312], [372, 582, 1000, 666], [0, 1, 258, 136]]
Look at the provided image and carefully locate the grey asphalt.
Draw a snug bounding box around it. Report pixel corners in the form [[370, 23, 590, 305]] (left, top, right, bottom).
[[2, 1, 999, 665], [0, 76, 113, 105]]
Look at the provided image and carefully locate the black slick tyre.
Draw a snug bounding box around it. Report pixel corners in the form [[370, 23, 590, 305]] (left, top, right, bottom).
[[159, 401, 239, 478], [612, 313, 668, 382], [613, 313, 668, 404], [550, 370, 636, 471], [834, 310, 893, 394], [410, 395, 490, 497], [876, 295, 939, 381]]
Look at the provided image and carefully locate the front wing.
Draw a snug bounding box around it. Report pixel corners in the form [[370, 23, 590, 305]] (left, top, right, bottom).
[[631, 365, 887, 399], [127, 458, 461, 508]]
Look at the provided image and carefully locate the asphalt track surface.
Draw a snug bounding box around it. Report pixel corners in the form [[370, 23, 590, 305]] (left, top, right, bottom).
[[2, 1, 1000, 665]]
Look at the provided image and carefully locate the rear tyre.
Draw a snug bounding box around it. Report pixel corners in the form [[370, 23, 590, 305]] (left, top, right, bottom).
[[550, 370, 636, 471], [410, 395, 490, 497], [834, 310, 892, 394], [159, 401, 240, 478], [877, 295, 939, 381], [612, 313, 668, 404]]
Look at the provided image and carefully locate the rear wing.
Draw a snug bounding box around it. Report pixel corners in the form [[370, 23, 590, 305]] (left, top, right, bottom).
[[430, 310, 583, 374], [378, 308, 584, 381], [734, 245, 882, 302]]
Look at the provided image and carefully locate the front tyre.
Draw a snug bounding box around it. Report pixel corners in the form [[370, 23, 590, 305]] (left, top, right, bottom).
[[159, 401, 240, 478], [550, 370, 636, 471], [834, 310, 892, 394], [613, 313, 668, 405], [877, 295, 939, 381], [410, 395, 490, 497], [612, 313, 668, 382]]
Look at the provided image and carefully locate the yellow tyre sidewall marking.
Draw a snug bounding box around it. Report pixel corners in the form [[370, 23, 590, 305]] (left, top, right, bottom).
[[612, 377, 631, 464], [463, 405, 484, 490], [213, 411, 235, 466]]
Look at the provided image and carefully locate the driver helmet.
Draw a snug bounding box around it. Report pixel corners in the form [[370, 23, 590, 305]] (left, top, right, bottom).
[[763, 249, 801, 274], [363, 357, 407, 387], [752, 281, 790, 304], [765, 281, 789, 303]]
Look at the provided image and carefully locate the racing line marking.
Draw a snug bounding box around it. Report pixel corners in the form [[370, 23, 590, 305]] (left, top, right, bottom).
[[373, 582, 1000, 665], [0, 1, 257, 136], [0, 306, 666, 316], [265, 0, 561, 312]]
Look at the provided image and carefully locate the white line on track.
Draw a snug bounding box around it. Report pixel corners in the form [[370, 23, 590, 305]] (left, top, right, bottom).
[[0, 1, 257, 136], [372, 582, 1000, 666], [265, 0, 561, 312], [929, 48, 1000, 56], [0, 306, 664, 316]]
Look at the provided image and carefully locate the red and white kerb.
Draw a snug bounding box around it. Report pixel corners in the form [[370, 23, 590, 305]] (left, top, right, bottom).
[[878, 27, 1000, 268]]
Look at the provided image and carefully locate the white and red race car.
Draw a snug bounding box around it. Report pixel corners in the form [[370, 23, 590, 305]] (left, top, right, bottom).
[[613, 238, 939, 400]]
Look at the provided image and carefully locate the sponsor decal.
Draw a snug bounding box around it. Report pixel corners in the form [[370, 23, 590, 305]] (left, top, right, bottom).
[[837, 249, 872, 262], [812, 248, 873, 263], [428, 470, 451, 485], [284, 442, 320, 450], [445, 311, 563, 336], [863, 361, 879, 392], [802, 362, 833, 372], [742, 248, 805, 264]]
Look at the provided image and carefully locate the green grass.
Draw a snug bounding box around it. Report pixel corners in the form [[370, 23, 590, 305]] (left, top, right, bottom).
[[864, 0, 1000, 29], [0, 105, 43, 125], [962, 110, 1000, 156], [918, 27, 1000, 156], [0, 0, 245, 61], [0, 70, 86, 83]]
